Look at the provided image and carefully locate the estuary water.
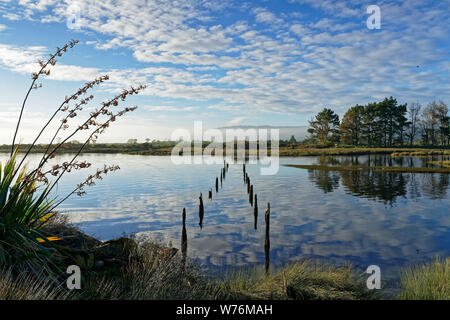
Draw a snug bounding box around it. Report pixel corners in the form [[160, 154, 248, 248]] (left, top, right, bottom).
[[1, 153, 449, 287]]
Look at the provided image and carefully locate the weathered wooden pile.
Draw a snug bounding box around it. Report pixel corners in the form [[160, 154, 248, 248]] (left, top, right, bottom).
[[181, 161, 272, 274]]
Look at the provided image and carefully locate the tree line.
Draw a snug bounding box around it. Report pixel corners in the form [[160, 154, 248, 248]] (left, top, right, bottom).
[[307, 97, 450, 147]]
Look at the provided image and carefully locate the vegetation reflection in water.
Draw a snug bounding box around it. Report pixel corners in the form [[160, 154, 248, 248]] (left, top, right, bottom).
[[293, 155, 450, 204]]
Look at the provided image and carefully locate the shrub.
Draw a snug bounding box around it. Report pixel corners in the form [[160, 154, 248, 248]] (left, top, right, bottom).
[[0, 40, 145, 275]]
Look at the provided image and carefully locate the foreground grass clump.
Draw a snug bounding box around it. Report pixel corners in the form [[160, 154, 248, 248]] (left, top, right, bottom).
[[79, 241, 216, 300], [398, 258, 450, 300], [0, 269, 70, 300], [0, 150, 59, 275], [215, 262, 376, 300]]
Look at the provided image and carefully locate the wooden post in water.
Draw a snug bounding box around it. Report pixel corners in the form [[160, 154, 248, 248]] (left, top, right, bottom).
[[223, 167, 226, 179], [243, 164, 246, 182], [208, 189, 212, 200], [254, 194, 258, 230], [249, 185, 253, 206], [264, 202, 270, 275], [199, 193, 204, 229], [215, 177, 219, 193], [247, 177, 251, 194], [181, 208, 187, 269], [220, 171, 223, 187]]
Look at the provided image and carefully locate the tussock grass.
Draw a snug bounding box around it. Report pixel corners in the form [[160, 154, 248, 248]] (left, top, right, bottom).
[[214, 262, 376, 300], [0, 269, 70, 300], [62, 238, 216, 300], [398, 258, 450, 300], [86, 241, 215, 300]]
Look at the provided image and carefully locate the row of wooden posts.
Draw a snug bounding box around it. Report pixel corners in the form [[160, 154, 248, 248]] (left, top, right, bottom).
[[243, 163, 271, 275], [181, 161, 271, 274]]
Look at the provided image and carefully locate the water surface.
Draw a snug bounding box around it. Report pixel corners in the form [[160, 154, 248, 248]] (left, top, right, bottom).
[[1, 153, 449, 287]]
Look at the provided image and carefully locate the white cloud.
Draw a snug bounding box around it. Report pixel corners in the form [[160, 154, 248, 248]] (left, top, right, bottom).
[[143, 105, 199, 112], [0, 44, 100, 81], [0, 24, 6, 31], [227, 116, 249, 126], [2, 12, 21, 20], [252, 7, 284, 25]]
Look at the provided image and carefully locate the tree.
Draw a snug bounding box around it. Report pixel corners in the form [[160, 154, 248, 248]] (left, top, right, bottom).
[[361, 102, 380, 146], [375, 97, 407, 147], [405, 102, 421, 145], [394, 101, 408, 146], [127, 139, 138, 144], [288, 135, 297, 144], [435, 101, 449, 146], [340, 105, 364, 145], [421, 101, 440, 145], [358, 97, 407, 147], [308, 108, 340, 145]]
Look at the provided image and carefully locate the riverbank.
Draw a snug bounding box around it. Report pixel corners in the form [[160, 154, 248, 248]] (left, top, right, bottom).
[[1, 216, 448, 300], [1, 143, 449, 157], [0, 216, 376, 300], [284, 164, 450, 174]]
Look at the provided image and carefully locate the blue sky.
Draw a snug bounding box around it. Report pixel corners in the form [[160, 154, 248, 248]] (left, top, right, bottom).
[[0, 0, 449, 143]]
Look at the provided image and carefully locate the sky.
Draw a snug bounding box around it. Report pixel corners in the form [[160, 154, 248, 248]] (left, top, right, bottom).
[[0, 0, 449, 143]]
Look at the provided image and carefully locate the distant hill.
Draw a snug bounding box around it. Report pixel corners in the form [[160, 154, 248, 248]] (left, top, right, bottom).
[[217, 125, 309, 141]]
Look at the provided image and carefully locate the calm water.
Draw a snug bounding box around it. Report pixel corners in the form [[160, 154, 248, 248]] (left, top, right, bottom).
[[2, 153, 450, 287]]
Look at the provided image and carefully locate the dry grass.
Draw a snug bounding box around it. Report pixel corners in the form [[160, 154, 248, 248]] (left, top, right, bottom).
[[214, 261, 376, 300], [88, 241, 215, 300], [398, 258, 450, 300], [0, 269, 70, 300]]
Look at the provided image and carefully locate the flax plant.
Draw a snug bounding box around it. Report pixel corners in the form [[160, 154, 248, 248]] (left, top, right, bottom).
[[0, 39, 146, 274]]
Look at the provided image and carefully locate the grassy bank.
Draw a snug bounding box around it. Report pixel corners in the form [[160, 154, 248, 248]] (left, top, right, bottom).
[[284, 164, 450, 174], [391, 150, 450, 157], [278, 146, 450, 157], [1, 143, 449, 157], [427, 160, 450, 168]]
